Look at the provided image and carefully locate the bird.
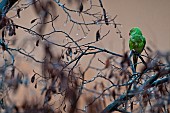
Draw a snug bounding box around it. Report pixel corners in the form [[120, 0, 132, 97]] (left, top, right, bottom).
[[129, 27, 146, 71]]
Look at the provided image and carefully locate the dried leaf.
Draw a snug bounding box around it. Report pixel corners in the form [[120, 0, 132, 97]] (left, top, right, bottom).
[[100, 82, 105, 90], [105, 58, 110, 68], [36, 40, 39, 46], [31, 18, 37, 24], [17, 8, 21, 18], [66, 56, 69, 61], [0, 98, 3, 105], [131, 102, 133, 111], [11, 67, 15, 78], [34, 82, 37, 88], [61, 54, 64, 59], [96, 30, 100, 41], [14, 105, 19, 112], [2, 29, 5, 38], [41, 86, 47, 95], [114, 24, 117, 28], [0, 17, 7, 29], [112, 90, 116, 100], [79, 2, 83, 15], [74, 50, 77, 54], [120, 34, 123, 38], [103, 8, 109, 25], [93, 84, 97, 90], [8, 26, 13, 36], [31, 74, 36, 83], [63, 104, 66, 112], [66, 47, 72, 57], [142, 93, 148, 107], [1, 43, 6, 51], [108, 71, 113, 79], [44, 89, 51, 104], [0, 98, 4, 109], [51, 87, 56, 94]]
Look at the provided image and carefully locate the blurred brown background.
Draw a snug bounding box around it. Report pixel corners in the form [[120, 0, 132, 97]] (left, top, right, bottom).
[[10, 0, 170, 53], [4, 0, 170, 111]]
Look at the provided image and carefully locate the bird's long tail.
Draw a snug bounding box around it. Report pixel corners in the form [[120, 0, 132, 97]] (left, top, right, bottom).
[[133, 55, 138, 71]]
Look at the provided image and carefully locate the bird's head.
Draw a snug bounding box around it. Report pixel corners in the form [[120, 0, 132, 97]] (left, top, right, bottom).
[[129, 27, 142, 36]]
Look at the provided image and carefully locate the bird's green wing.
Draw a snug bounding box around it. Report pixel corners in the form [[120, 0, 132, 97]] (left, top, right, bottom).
[[129, 34, 146, 54]]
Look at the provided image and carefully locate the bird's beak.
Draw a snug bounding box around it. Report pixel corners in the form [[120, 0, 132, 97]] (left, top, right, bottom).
[[129, 32, 130, 36]]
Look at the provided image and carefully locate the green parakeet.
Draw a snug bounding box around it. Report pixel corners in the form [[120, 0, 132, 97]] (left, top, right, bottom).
[[129, 27, 146, 71]]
